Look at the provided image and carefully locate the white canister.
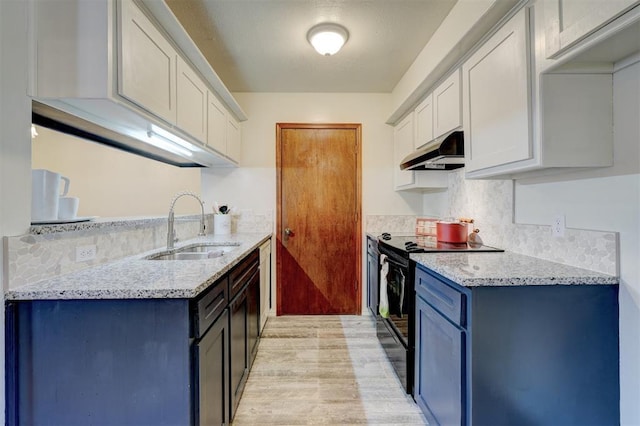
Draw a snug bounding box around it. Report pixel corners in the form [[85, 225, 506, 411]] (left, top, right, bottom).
[[31, 169, 70, 222], [58, 197, 80, 220], [214, 214, 231, 235]]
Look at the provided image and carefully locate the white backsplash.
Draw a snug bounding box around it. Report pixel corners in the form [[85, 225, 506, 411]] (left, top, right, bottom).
[[366, 171, 618, 276], [365, 215, 419, 234], [444, 169, 618, 276], [232, 209, 274, 233], [5, 211, 274, 290]]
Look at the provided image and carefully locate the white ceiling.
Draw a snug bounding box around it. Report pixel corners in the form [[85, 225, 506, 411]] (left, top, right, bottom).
[[166, 0, 458, 93]]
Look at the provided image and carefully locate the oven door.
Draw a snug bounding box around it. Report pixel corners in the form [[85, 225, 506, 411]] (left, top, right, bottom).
[[377, 243, 415, 395], [382, 254, 411, 346]]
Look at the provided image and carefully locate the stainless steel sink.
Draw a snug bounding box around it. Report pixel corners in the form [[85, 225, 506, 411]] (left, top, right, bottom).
[[179, 243, 240, 253], [148, 251, 220, 261], [146, 243, 241, 260]]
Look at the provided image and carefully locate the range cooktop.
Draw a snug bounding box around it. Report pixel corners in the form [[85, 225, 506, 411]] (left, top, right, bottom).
[[378, 233, 504, 253]]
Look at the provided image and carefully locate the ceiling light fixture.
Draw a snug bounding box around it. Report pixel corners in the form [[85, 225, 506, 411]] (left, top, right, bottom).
[[307, 23, 349, 56]]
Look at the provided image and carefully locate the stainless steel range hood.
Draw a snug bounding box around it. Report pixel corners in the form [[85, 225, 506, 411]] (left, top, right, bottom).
[[400, 130, 464, 170]]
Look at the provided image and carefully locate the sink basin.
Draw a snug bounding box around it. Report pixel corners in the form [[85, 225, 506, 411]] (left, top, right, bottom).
[[146, 243, 240, 260], [178, 243, 240, 253], [148, 251, 222, 261]]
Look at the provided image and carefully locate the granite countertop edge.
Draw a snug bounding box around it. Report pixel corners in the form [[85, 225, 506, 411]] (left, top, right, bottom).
[[410, 251, 619, 287], [6, 232, 272, 301], [28, 214, 211, 235]]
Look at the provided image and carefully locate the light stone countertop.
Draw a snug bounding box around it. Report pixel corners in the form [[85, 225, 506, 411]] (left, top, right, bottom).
[[410, 251, 618, 287], [28, 214, 208, 235], [6, 233, 271, 301]]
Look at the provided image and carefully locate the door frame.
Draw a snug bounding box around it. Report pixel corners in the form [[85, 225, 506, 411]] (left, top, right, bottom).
[[275, 123, 362, 315]]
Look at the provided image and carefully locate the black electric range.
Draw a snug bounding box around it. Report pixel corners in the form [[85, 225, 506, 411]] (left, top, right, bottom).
[[378, 233, 504, 256], [375, 233, 502, 396]]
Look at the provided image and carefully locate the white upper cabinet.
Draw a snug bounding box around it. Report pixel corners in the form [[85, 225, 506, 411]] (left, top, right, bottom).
[[394, 114, 416, 189], [118, 0, 177, 125], [414, 94, 434, 150], [433, 70, 462, 138], [462, 3, 614, 179], [176, 56, 208, 142], [394, 113, 448, 191], [545, 0, 640, 58], [226, 115, 242, 164], [207, 91, 227, 155], [413, 69, 461, 151], [30, 0, 246, 167], [463, 7, 532, 174]]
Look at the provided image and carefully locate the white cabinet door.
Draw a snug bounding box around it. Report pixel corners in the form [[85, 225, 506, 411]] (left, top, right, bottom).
[[118, 0, 177, 124], [415, 94, 434, 150], [545, 0, 640, 58], [226, 115, 241, 163], [394, 114, 415, 189], [462, 7, 532, 174], [176, 56, 207, 143], [433, 69, 461, 138], [207, 91, 227, 155], [259, 240, 271, 333]]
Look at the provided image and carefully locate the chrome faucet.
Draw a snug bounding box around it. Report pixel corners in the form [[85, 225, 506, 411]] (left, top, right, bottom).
[[167, 191, 206, 250]]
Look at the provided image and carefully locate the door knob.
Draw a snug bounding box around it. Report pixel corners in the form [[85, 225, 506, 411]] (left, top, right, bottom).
[[284, 228, 294, 237]]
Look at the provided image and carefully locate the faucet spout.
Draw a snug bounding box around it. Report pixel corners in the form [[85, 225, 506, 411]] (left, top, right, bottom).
[[167, 191, 206, 250]]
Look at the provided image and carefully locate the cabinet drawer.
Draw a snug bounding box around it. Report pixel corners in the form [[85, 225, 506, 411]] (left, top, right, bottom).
[[230, 250, 259, 299], [415, 266, 466, 327], [194, 277, 228, 338]]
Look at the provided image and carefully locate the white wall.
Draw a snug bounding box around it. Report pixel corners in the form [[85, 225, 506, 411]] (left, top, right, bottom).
[[1, 1, 33, 422], [32, 126, 202, 217], [514, 61, 640, 424]]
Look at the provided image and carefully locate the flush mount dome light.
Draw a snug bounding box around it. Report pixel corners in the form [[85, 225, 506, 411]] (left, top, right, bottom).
[[307, 23, 349, 56]]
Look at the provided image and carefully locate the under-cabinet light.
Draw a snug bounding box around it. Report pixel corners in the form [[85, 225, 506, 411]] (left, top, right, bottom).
[[145, 124, 212, 158]]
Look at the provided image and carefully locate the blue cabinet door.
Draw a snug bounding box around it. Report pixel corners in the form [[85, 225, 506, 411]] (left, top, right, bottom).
[[415, 294, 466, 426]]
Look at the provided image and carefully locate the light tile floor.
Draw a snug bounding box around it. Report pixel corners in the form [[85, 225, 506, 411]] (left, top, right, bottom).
[[232, 315, 427, 425]]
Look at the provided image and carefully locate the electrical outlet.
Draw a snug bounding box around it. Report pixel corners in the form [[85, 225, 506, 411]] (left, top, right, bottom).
[[552, 215, 565, 237], [76, 245, 97, 262]]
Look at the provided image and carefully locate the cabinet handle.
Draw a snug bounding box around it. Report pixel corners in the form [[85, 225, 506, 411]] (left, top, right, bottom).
[[204, 294, 225, 321]]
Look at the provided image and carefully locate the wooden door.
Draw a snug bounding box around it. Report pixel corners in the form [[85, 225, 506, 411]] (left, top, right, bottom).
[[276, 124, 361, 315]]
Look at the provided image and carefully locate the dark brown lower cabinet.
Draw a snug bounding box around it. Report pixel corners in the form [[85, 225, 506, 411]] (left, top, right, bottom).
[[229, 285, 249, 420], [228, 249, 260, 421], [196, 309, 230, 426]]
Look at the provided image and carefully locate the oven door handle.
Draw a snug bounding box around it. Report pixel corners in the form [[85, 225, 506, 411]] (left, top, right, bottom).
[[380, 254, 408, 269]]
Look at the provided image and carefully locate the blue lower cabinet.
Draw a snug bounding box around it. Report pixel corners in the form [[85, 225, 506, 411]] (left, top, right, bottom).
[[414, 264, 620, 426], [6, 251, 260, 426], [415, 295, 466, 426], [8, 299, 194, 426]]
